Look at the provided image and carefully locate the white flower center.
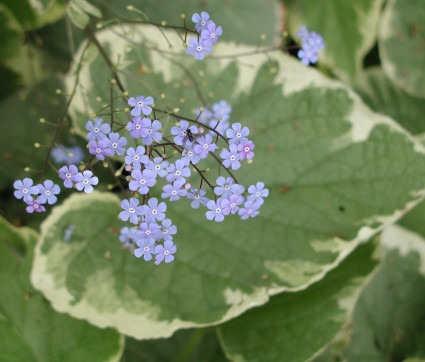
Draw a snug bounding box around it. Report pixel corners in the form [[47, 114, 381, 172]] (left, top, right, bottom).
[[94, 127, 99, 133], [128, 207, 135, 213], [203, 143, 208, 149], [112, 142, 118, 148], [133, 155, 139, 160], [96, 148, 101, 153], [231, 203, 236, 207], [137, 101, 144, 107], [66, 173, 71, 178], [34, 204, 39, 209], [211, 33, 215, 38], [144, 246, 150, 251], [224, 184, 230, 190], [195, 194, 200, 199], [200, 20, 205, 26], [172, 190, 177, 195], [216, 208, 221, 214], [197, 46, 202, 51], [83, 178, 89, 184], [135, 124, 141, 129], [188, 151, 193, 156], [148, 129, 152, 134], [236, 132, 241, 138], [175, 170, 181, 176], [244, 146, 250, 152], [230, 155, 236, 161], [164, 250, 170, 255], [140, 179, 146, 184], [162, 227, 168, 234], [146, 230, 151, 235], [152, 209, 157, 214], [256, 191, 261, 196], [45, 190, 51, 195], [248, 209, 253, 214], [23, 188, 28, 194]]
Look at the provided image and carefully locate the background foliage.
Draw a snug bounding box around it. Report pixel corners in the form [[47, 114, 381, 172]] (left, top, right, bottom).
[[1, 0, 425, 361]]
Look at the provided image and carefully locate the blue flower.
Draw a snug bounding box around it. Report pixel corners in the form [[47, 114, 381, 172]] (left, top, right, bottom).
[[13, 178, 39, 202], [86, 118, 110, 141], [186, 38, 212, 60], [119, 226, 137, 246], [181, 147, 201, 166], [155, 240, 176, 264], [166, 159, 191, 183], [58, 165, 79, 188], [73, 170, 98, 193], [144, 157, 169, 177], [88, 139, 114, 160], [212, 100, 232, 122], [134, 238, 156, 261], [128, 95, 154, 116], [237, 140, 255, 160], [247, 182, 269, 205], [106, 132, 128, 156], [220, 144, 241, 170], [192, 11, 212, 32], [221, 194, 244, 215], [214, 176, 240, 197], [161, 180, 187, 201], [298, 44, 318, 66], [193, 134, 217, 159], [141, 119, 162, 145], [37, 179, 60, 205], [201, 22, 222, 46], [136, 222, 160, 240], [195, 107, 213, 124], [127, 116, 150, 139], [125, 146, 148, 169], [238, 200, 261, 220], [129, 169, 156, 194], [205, 198, 225, 222], [226, 123, 250, 145], [159, 219, 177, 241], [51, 145, 85, 164], [296, 26, 325, 65], [120, 198, 144, 224], [170, 120, 198, 147], [186, 188, 209, 209], [142, 198, 167, 222], [25, 197, 46, 213]]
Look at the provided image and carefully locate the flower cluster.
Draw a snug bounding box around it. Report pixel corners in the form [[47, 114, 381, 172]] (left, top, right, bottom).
[[13, 178, 61, 213], [296, 26, 325, 66], [186, 12, 222, 60], [112, 94, 268, 264]]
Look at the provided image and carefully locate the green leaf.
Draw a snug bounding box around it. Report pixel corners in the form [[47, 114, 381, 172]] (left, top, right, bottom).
[[343, 225, 425, 361], [31, 24, 425, 339], [94, 0, 280, 46], [378, 0, 425, 98], [356, 67, 425, 135], [0, 216, 124, 361], [67, 0, 90, 29], [288, 0, 384, 84], [0, 5, 23, 64], [217, 241, 379, 362], [0, 77, 65, 191], [123, 328, 228, 362], [72, 0, 102, 18]]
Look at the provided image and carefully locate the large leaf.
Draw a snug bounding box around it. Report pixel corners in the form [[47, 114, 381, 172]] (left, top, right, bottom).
[[356, 67, 425, 135], [378, 0, 425, 99], [94, 0, 281, 46], [123, 328, 227, 362], [287, 0, 384, 84], [0, 217, 124, 361], [32, 24, 425, 339], [217, 241, 379, 362], [343, 225, 425, 361]]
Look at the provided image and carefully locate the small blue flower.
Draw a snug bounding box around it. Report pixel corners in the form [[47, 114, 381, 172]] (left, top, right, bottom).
[[134, 238, 156, 261], [106, 132, 128, 156], [86, 118, 110, 141], [181, 147, 201, 166], [26, 197, 46, 213], [125, 146, 148, 169], [298, 44, 318, 66], [13, 178, 39, 202], [214, 176, 240, 197], [193, 134, 217, 159], [247, 182, 269, 205], [128, 95, 154, 117], [37, 179, 60, 205], [226, 123, 250, 145], [237, 140, 255, 160], [159, 219, 177, 241], [58, 165, 79, 188], [73, 170, 98, 193], [142, 198, 167, 222], [141, 119, 162, 146], [154, 240, 177, 264], [186, 188, 209, 209], [238, 200, 261, 220], [161, 180, 187, 201], [136, 222, 160, 240], [127, 116, 150, 139], [129, 169, 157, 194], [296, 26, 325, 65], [64, 224, 76, 242], [206, 198, 225, 222], [212, 100, 232, 122], [88, 139, 114, 160], [220, 144, 241, 170], [308, 32, 325, 51], [208, 119, 229, 135], [120, 197, 144, 224], [201, 22, 222, 46], [186, 38, 212, 60], [170, 120, 198, 147], [166, 159, 191, 183], [192, 11, 212, 32], [119, 226, 137, 246], [51, 145, 85, 164], [195, 107, 213, 124], [144, 157, 169, 177], [221, 194, 244, 215]]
